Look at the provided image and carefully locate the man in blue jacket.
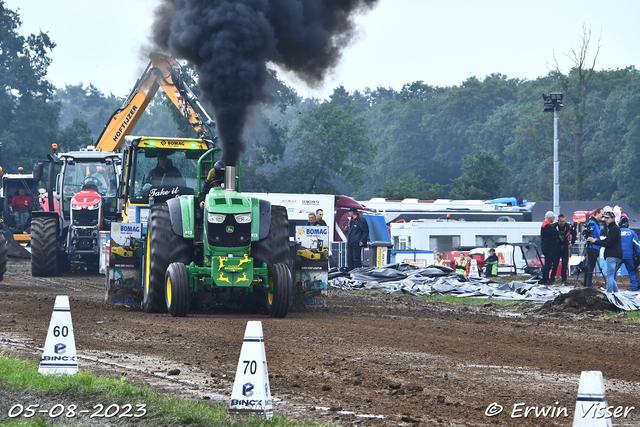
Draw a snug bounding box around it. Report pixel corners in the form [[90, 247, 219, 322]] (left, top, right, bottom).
[[346, 207, 369, 271], [584, 208, 604, 287], [616, 216, 640, 291]]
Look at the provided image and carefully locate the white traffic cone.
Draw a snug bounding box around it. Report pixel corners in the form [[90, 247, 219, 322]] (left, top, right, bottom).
[[572, 371, 613, 426], [38, 296, 78, 375], [230, 321, 273, 419], [469, 259, 479, 277]]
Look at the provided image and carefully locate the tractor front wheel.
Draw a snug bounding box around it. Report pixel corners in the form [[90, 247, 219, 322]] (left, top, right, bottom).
[[265, 263, 292, 318], [165, 262, 190, 317]]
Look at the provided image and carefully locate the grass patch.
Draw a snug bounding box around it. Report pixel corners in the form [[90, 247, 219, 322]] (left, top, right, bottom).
[[418, 294, 528, 306], [601, 310, 640, 322], [0, 354, 331, 426]]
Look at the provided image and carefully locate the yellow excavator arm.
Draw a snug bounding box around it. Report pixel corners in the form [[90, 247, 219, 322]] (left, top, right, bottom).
[[95, 52, 216, 151]]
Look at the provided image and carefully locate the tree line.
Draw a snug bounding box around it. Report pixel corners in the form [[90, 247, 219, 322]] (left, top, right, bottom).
[[2, 2, 640, 210]]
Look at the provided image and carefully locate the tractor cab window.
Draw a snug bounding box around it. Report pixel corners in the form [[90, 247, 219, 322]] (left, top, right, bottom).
[[61, 161, 118, 219], [129, 148, 206, 204]]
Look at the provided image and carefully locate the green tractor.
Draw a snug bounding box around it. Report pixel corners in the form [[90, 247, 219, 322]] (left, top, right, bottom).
[[124, 141, 293, 317]]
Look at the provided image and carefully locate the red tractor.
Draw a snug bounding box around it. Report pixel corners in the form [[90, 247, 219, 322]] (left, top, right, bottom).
[[31, 146, 120, 275]]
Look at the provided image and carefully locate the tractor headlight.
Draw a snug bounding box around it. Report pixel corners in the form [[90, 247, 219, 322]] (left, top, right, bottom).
[[86, 204, 100, 210], [207, 213, 226, 224], [234, 213, 252, 224]]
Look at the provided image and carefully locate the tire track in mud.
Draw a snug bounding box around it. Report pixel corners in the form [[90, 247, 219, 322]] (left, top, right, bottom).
[[1, 266, 639, 426]]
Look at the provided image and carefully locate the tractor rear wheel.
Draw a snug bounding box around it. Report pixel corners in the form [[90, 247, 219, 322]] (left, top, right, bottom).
[[144, 203, 190, 313], [165, 262, 190, 317], [31, 217, 59, 277], [0, 231, 8, 281], [265, 263, 292, 318]]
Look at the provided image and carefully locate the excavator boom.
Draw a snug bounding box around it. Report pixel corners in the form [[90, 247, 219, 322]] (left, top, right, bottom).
[[95, 53, 215, 151]]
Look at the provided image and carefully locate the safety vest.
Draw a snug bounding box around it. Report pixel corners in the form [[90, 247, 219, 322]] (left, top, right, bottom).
[[435, 259, 445, 266], [455, 259, 468, 274]]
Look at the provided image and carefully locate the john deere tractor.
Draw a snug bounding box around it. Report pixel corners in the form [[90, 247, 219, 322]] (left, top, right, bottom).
[[121, 140, 292, 317]]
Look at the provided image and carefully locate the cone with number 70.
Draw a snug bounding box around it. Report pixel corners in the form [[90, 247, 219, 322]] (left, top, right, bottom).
[[230, 321, 273, 419]]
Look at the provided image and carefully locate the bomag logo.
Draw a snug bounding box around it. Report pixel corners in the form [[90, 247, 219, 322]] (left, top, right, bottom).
[[112, 224, 119, 232], [306, 228, 328, 235], [120, 225, 141, 233], [159, 140, 187, 147]]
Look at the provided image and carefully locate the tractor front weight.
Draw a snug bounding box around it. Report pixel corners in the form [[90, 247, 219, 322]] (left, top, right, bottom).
[[184, 256, 269, 293]]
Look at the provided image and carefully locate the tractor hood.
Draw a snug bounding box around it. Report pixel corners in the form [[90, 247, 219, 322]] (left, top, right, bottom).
[[71, 188, 101, 208], [205, 188, 251, 214]]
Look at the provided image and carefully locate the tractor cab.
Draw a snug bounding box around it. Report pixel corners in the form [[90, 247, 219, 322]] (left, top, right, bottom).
[[31, 147, 121, 275], [119, 136, 215, 226], [1, 172, 36, 241]]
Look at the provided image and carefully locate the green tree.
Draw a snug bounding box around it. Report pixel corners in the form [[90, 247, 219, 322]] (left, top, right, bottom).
[[379, 173, 443, 200], [56, 118, 92, 152], [0, 1, 58, 172], [449, 145, 506, 199], [273, 94, 375, 194], [56, 84, 122, 141]]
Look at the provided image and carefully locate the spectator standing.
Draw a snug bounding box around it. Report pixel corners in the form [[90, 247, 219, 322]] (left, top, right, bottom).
[[434, 252, 446, 266], [10, 187, 32, 231], [616, 216, 640, 291], [540, 211, 561, 285], [555, 213, 576, 286], [315, 209, 327, 226], [306, 212, 317, 226], [454, 253, 467, 275], [587, 210, 622, 293], [584, 208, 604, 287], [346, 207, 369, 271], [484, 248, 499, 277]]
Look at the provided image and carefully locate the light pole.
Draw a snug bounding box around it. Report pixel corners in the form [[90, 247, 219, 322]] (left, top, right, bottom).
[[543, 92, 563, 217]]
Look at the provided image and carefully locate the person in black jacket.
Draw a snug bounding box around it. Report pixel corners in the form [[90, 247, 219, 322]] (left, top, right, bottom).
[[484, 248, 499, 277], [315, 209, 328, 226], [540, 211, 561, 285], [346, 207, 369, 271], [555, 213, 576, 286], [199, 161, 225, 209], [587, 210, 622, 292], [147, 153, 184, 187]]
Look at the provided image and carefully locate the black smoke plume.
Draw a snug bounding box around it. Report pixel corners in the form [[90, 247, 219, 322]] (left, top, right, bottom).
[[152, 0, 379, 165]]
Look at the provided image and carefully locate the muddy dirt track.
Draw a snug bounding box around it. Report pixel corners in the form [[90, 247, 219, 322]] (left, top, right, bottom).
[[1, 263, 639, 426]]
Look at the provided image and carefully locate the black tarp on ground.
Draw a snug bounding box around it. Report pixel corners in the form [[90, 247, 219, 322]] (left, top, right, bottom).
[[329, 263, 640, 311]]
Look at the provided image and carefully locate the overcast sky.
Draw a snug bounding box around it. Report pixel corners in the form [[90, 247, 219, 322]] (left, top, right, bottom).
[[5, 0, 640, 99]]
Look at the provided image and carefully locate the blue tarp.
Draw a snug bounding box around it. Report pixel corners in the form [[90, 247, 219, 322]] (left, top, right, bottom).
[[363, 213, 391, 243]]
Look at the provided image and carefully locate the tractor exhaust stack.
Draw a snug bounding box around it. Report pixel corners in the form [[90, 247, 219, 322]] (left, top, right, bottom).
[[225, 165, 237, 191]]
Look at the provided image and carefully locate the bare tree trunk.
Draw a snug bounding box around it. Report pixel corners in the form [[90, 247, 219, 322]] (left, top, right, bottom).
[[554, 25, 600, 199]]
